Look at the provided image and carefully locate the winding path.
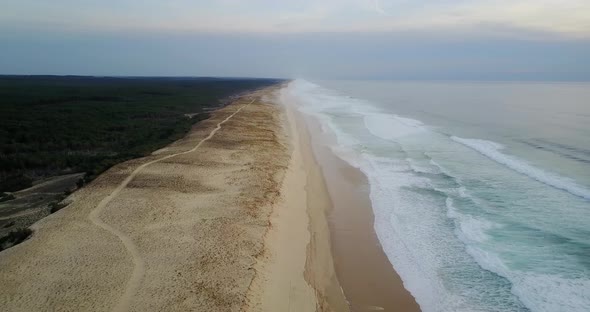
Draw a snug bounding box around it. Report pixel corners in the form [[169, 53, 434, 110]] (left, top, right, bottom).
[[88, 99, 254, 312]]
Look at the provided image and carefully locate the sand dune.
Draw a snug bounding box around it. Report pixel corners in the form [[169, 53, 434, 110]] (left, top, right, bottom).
[[0, 86, 346, 311]]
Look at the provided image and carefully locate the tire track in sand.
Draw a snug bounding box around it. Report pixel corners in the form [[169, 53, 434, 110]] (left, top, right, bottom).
[[88, 98, 254, 312]]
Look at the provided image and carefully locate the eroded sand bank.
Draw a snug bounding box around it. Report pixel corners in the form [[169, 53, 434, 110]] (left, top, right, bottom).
[[0, 85, 345, 311]]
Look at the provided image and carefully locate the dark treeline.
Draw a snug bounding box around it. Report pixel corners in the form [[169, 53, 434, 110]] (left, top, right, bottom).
[[0, 76, 282, 192]]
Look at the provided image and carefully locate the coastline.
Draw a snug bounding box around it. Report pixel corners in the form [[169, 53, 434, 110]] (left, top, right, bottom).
[[287, 94, 421, 311], [245, 87, 348, 311], [0, 82, 420, 312]]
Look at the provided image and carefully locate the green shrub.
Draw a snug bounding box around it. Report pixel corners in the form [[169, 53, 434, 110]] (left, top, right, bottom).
[[0, 228, 33, 251], [0, 192, 15, 202], [49, 201, 68, 214]]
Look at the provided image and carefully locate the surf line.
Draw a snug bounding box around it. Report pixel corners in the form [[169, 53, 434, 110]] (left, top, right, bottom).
[[88, 98, 255, 312]]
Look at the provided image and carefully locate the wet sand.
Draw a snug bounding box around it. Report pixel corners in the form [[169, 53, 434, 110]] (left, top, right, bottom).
[[295, 107, 421, 312]]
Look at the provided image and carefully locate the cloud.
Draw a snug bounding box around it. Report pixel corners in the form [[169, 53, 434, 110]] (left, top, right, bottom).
[[410, 0, 590, 38], [374, 0, 389, 16], [2, 31, 588, 80], [0, 0, 589, 38]]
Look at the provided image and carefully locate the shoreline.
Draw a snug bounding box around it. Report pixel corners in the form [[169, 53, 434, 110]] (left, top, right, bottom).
[[0, 83, 420, 311], [288, 96, 421, 311], [245, 87, 348, 311]]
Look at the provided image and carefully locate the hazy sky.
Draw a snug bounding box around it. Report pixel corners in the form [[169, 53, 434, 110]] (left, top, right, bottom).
[[1, 0, 589, 80]]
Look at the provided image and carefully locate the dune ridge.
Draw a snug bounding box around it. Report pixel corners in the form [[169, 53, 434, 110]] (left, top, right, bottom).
[[0, 85, 347, 311]]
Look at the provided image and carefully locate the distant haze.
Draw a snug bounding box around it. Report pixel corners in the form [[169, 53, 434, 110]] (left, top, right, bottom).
[[1, 0, 589, 80]]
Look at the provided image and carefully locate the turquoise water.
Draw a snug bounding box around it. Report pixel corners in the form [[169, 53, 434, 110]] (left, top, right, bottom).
[[282, 80, 590, 312]]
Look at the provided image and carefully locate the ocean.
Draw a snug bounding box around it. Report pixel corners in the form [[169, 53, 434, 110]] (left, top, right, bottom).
[[282, 80, 590, 312]]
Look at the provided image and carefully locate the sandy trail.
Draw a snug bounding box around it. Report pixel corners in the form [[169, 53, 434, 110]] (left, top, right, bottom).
[[0, 86, 349, 311], [88, 99, 253, 311]]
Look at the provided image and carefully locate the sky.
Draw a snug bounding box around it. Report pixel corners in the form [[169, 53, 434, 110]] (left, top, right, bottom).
[[1, 0, 589, 80]]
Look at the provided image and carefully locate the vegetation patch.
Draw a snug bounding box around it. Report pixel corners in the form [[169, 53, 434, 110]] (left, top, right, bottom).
[[0, 76, 281, 252], [0, 228, 33, 251], [0, 76, 281, 192], [49, 201, 69, 214], [0, 192, 15, 203]]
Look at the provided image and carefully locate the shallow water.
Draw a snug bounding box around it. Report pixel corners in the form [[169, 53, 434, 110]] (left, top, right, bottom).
[[283, 80, 590, 312]]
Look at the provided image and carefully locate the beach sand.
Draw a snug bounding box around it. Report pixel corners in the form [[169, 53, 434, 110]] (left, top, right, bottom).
[[285, 94, 421, 312], [304, 118, 421, 312], [0, 84, 418, 312], [245, 89, 349, 312]]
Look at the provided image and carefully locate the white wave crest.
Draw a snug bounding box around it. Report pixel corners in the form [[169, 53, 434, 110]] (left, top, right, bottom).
[[451, 136, 590, 200]]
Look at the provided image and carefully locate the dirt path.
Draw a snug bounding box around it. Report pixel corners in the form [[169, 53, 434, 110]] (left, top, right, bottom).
[[88, 99, 253, 312]]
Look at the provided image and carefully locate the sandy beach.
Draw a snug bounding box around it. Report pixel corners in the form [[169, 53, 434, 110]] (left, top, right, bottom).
[[304, 119, 421, 312], [0, 84, 418, 311], [283, 89, 421, 312]]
